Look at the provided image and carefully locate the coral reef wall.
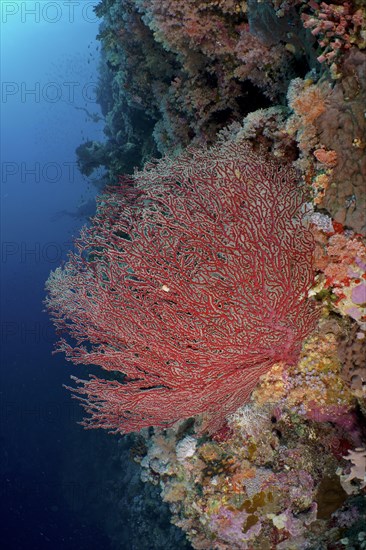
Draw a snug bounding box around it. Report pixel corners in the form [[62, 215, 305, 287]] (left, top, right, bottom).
[[48, 0, 366, 548]]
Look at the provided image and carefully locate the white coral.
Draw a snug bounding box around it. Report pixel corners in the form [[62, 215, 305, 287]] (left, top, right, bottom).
[[229, 403, 268, 438], [339, 447, 366, 494], [176, 436, 197, 462]]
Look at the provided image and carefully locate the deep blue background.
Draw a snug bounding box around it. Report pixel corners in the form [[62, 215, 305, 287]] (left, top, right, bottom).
[[1, 2, 116, 548]]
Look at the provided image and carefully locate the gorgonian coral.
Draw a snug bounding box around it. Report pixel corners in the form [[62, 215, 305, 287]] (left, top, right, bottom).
[[46, 140, 318, 435]]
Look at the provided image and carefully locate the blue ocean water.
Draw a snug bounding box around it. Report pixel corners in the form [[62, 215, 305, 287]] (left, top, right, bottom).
[[1, 2, 113, 548]]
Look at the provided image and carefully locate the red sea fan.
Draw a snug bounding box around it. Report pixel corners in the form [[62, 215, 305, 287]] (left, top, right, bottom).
[[45, 140, 318, 434]]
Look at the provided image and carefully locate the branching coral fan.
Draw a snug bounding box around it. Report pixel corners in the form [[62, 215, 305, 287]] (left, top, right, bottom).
[[46, 140, 318, 434]]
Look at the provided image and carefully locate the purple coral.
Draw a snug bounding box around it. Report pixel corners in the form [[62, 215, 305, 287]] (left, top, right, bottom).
[[209, 507, 262, 546], [351, 283, 366, 306]]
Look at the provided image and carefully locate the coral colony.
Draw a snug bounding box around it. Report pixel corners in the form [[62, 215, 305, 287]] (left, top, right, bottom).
[[47, 1, 366, 548], [46, 142, 318, 434]]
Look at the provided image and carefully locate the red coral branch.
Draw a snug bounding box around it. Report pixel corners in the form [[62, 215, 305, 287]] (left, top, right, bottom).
[[46, 141, 318, 434]]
